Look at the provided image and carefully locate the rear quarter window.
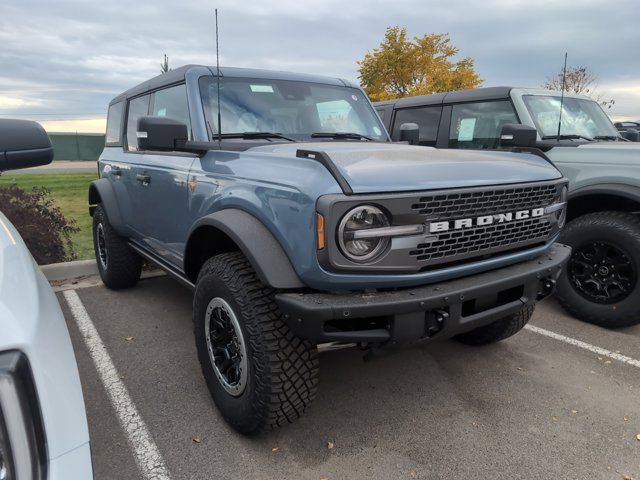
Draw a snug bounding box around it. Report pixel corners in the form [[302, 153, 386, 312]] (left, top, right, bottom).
[[105, 101, 124, 146]]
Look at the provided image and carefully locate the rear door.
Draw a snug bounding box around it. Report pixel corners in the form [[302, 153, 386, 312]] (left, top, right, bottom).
[[122, 93, 151, 239]]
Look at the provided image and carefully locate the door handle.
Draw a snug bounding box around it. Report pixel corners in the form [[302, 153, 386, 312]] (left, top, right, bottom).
[[136, 174, 151, 186]]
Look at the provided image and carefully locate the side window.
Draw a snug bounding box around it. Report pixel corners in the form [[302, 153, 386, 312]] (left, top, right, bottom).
[[126, 95, 151, 151], [391, 106, 442, 146], [151, 84, 192, 140], [105, 101, 124, 146], [449, 101, 518, 149]]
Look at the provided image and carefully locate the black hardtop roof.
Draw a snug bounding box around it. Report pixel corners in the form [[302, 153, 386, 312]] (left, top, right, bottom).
[[109, 64, 355, 106], [374, 86, 513, 109]]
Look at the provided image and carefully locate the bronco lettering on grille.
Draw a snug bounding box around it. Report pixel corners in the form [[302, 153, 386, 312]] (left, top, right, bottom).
[[428, 208, 545, 234]]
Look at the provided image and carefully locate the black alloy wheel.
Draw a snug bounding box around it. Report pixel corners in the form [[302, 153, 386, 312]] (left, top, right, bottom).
[[568, 240, 637, 304]]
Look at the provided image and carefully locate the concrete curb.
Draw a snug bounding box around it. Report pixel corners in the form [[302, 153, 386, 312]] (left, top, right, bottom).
[[41, 259, 98, 281]]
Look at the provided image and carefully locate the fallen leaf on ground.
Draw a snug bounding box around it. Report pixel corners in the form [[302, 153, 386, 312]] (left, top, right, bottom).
[[571, 410, 578, 414], [327, 441, 334, 450], [636, 434, 640, 441], [604, 360, 612, 365], [192, 437, 201, 444], [125, 336, 135, 342], [271, 447, 279, 453]]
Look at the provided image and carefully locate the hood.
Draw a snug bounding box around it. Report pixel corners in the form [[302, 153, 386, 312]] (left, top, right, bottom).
[[250, 142, 562, 194], [548, 141, 640, 166]]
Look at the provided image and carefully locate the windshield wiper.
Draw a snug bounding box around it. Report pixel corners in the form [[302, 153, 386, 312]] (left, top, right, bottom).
[[311, 132, 373, 141], [541, 134, 594, 141], [216, 132, 295, 141], [593, 135, 622, 141]]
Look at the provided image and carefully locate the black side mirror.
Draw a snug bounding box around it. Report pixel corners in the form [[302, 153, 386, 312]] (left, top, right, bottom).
[[0, 119, 53, 172], [621, 129, 640, 142], [399, 122, 420, 145], [137, 116, 188, 151], [499, 124, 537, 148]]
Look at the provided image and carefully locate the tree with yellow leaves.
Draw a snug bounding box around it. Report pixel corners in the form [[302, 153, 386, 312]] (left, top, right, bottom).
[[358, 26, 482, 101]]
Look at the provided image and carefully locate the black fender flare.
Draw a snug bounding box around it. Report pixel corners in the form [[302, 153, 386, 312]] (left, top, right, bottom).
[[185, 209, 305, 289], [88, 178, 125, 232], [569, 183, 640, 204]]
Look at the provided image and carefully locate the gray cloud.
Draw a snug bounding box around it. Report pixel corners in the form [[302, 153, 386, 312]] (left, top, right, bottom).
[[1, 0, 639, 124]]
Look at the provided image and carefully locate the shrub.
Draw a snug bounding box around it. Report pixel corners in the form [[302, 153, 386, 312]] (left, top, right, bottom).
[[0, 184, 79, 264]]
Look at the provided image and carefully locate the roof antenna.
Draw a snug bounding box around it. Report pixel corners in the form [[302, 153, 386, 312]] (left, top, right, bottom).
[[215, 8, 222, 148], [556, 52, 568, 140]]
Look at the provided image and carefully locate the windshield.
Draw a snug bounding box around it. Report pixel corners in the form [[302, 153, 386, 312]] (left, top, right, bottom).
[[199, 76, 387, 141], [523, 95, 620, 139]]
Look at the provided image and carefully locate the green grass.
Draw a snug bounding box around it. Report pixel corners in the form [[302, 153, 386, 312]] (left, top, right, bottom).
[[0, 173, 98, 260]]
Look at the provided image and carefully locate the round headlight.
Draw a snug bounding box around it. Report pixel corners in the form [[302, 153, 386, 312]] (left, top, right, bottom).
[[338, 205, 390, 262]]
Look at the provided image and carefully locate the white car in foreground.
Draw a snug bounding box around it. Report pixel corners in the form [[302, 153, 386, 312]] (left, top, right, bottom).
[[0, 119, 92, 479]]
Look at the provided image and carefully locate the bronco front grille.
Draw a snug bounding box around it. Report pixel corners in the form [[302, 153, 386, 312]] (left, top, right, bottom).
[[410, 217, 552, 263], [407, 183, 559, 268], [410, 183, 558, 218]]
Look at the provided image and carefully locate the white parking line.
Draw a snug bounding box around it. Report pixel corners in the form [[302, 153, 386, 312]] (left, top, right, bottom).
[[63, 290, 172, 480], [525, 324, 640, 369]]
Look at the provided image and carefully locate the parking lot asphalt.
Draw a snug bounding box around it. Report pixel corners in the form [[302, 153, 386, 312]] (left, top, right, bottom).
[[58, 275, 640, 480]]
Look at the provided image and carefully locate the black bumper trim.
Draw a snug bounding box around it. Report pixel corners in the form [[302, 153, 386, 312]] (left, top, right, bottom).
[[276, 244, 571, 345]]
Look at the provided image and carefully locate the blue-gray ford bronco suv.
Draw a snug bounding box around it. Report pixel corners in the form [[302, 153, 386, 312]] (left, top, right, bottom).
[[91, 66, 570, 434]]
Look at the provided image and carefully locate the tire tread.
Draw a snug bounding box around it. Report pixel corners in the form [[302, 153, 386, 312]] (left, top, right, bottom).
[[194, 252, 319, 434], [93, 204, 141, 289], [557, 211, 640, 328]]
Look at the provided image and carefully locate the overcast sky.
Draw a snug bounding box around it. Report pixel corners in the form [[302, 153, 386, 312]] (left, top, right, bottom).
[[1, 0, 639, 132]]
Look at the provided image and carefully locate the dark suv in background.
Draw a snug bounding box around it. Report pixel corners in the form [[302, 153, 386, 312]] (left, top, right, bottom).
[[376, 87, 640, 328]]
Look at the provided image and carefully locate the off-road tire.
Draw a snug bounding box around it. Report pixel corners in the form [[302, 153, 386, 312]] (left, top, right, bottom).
[[193, 251, 319, 435], [455, 305, 534, 346], [556, 212, 640, 328], [92, 203, 142, 290]]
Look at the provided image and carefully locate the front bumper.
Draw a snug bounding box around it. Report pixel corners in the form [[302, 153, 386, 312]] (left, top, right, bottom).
[[276, 243, 571, 346]]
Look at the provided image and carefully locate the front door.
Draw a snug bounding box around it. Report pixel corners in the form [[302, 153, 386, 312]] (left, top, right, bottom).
[[132, 83, 196, 267]]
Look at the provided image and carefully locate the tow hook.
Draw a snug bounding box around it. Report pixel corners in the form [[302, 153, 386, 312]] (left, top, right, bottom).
[[426, 309, 448, 337], [537, 278, 556, 300]]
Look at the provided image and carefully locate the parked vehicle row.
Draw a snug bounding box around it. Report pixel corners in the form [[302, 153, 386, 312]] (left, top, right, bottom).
[[375, 87, 640, 328], [2, 64, 634, 457], [0, 120, 93, 479], [614, 120, 640, 141], [90, 66, 570, 434]]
